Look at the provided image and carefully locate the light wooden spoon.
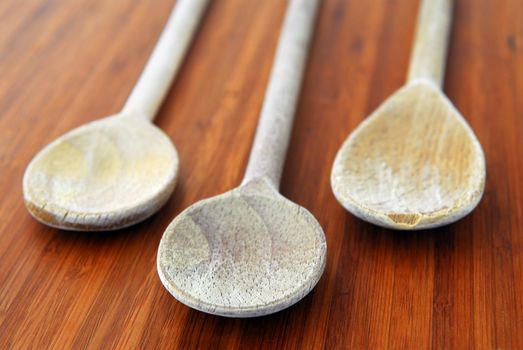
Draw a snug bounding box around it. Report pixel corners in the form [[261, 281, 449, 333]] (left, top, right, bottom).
[[157, 0, 326, 318], [23, 0, 210, 231], [331, 0, 486, 230]]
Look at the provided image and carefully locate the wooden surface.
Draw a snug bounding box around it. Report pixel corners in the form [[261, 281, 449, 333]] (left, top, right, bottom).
[[0, 0, 522, 348]]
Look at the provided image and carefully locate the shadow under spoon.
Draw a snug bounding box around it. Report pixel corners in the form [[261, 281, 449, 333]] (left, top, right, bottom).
[[23, 0, 211, 231], [331, 0, 486, 230], [157, 0, 326, 317]]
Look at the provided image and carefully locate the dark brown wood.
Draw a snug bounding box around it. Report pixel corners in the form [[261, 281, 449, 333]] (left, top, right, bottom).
[[0, 0, 522, 348]]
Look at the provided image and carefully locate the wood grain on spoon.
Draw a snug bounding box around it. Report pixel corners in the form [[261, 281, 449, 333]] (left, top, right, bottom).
[[331, 0, 486, 229], [23, 0, 210, 231], [158, 0, 326, 317]]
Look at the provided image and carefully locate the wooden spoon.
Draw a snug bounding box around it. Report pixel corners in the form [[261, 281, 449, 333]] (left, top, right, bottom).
[[157, 0, 326, 317], [23, 0, 210, 231], [331, 0, 486, 230]]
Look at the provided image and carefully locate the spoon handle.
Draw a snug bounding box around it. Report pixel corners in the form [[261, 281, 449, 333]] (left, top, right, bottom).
[[242, 0, 320, 189], [122, 0, 210, 120], [407, 0, 453, 87]]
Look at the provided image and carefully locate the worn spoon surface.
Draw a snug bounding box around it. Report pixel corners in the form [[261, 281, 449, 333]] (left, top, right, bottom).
[[331, 0, 485, 230], [23, 0, 210, 231], [158, 0, 326, 317]]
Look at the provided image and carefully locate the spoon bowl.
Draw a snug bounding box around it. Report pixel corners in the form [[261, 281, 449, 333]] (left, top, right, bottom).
[[331, 80, 485, 229], [23, 113, 178, 230], [157, 178, 326, 317]]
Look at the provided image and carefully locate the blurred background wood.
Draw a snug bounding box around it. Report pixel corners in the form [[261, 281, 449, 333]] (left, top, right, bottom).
[[0, 0, 521, 348]]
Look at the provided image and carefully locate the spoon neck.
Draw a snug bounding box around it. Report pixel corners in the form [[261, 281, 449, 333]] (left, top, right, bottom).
[[239, 177, 280, 197], [406, 0, 453, 88]]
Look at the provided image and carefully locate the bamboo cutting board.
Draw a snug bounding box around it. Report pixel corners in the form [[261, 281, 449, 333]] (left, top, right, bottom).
[[0, 0, 522, 348]]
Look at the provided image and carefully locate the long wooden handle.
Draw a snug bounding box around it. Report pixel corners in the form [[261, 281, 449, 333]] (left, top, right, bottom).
[[123, 0, 210, 120], [407, 0, 453, 87], [242, 0, 320, 189]]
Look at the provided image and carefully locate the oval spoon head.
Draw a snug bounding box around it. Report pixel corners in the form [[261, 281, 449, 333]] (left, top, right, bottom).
[[157, 178, 326, 317], [331, 80, 486, 230], [23, 113, 178, 231]]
